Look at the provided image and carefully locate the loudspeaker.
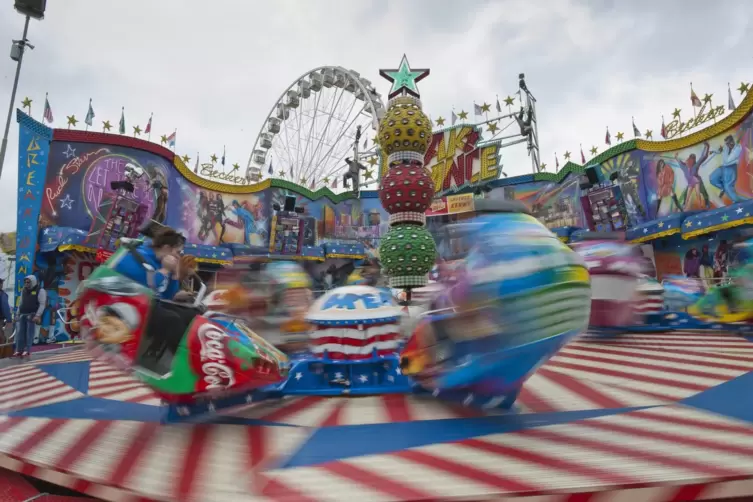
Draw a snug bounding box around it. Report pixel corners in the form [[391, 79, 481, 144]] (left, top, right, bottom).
[[609, 171, 620, 182], [14, 0, 46, 19], [585, 166, 599, 184], [283, 195, 296, 212], [301, 217, 316, 246]]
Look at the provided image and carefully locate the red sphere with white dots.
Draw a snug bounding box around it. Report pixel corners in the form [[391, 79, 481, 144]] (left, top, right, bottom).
[[378, 162, 435, 215]]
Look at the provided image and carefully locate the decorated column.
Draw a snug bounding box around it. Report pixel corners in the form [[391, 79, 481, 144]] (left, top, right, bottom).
[[377, 56, 437, 290]]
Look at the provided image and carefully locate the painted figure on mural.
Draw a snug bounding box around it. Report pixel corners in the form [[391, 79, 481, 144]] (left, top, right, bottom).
[[700, 244, 715, 288], [714, 240, 730, 278], [655, 159, 682, 215], [672, 142, 711, 210], [683, 248, 701, 278], [226, 200, 259, 245], [709, 135, 744, 203], [197, 191, 211, 241]]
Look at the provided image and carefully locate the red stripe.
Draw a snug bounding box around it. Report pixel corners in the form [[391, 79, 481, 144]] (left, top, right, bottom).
[[395, 448, 537, 492], [54, 420, 112, 471], [2, 388, 79, 413], [609, 336, 752, 345], [537, 367, 629, 408], [320, 460, 433, 500], [247, 426, 266, 470], [0, 417, 26, 435], [11, 419, 67, 457], [310, 349, 397, 361], [545, 360, 708, 392], [562, 344, 753, 372], [667, 483, 708, 501], [519, 427, 741, 478], [595, 340, 753, 350], [108, 422, 158, 486], [319, 400, 347, 427], [176, 425, 210, 501], [260, 474, 320, 502], [603, 381, 681, 402], [70, 477, 93, 495], [554, 349, 735, 381], [631, 409, 753, 436], [260, 396, 322, 422], [310, 334, 399, 347], [382, 394, 412, 423], [461, 438, 640, 486], [516, 385, 559, 413]]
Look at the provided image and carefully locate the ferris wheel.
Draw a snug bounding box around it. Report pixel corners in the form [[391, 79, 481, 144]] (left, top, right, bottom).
[[247, 66, 386, 191]]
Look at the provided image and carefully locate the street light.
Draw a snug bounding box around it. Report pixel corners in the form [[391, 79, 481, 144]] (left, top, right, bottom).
[[0, 0, 46, 180]]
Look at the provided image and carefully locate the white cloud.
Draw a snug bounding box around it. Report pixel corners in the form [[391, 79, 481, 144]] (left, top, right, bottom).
[[0, 0, 751, 231]]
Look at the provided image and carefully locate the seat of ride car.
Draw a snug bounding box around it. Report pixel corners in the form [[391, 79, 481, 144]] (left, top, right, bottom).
[[136, 299, 204, 375]]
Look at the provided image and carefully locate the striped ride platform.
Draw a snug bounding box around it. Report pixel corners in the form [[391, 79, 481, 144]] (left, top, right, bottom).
[[0, 330, 751, 501]]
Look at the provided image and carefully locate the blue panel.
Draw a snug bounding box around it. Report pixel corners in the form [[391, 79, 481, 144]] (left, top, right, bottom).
[[281, 406, 653, 468], [36, 361, 90, 394], [9, 396, 163, 422], [681, 371, 753, 424]]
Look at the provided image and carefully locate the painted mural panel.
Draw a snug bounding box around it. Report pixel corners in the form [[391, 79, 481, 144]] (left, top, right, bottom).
[[652, 231, 744, 286], [596, 152, 649, 226], [488, 175, 586, 229], [642, 112, 753, 218]]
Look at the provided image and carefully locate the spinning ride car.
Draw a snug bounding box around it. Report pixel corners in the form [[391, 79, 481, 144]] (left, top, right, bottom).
[[77, 242, 289, 405], [662, 275, 705, 312], [399, 201, 591, 409]]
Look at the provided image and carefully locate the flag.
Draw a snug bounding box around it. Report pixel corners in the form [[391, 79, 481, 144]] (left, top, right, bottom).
[[194, 153, 199, 173], [333, 177, 338, 189], [580, 145, 586, 164], [363, 138, 368, 149], [690, 86, 702, 107], [145, 114, 152, 134], [451, 110, 458, 125], [555, 154, 559, 170], [605, 127, 611, 146], [167, 131, 176, 149], [118, 107, 126, 134], [84, 99, 95, 127], [268, 157, 273, 175], [474, 103, 483, 116], [43, 94, 53, 124], [728, 84, 736, 110], [496, 96, 502, 113], [632, 118, 641, 138], [221, 146, 226, 166], [660, 116, 667, 139]]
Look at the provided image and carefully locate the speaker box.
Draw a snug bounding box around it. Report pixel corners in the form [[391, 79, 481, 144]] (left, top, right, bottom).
[[283, 195, 296, 212], [301, 217, 316, 246], [585, 166, 599, 184], [15, 0, 46, 19]]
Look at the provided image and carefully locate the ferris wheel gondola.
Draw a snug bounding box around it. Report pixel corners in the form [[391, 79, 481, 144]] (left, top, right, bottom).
[[247, 66, 386, 192]]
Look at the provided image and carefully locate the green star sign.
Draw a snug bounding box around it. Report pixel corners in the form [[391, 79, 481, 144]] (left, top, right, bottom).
[[379, 54, 430, 99]]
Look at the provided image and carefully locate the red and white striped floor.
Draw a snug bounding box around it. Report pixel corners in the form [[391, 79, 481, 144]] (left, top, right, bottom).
[[0, 330, 750, 501]]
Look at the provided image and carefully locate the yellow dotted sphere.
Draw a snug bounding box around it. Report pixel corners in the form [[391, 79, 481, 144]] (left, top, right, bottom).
[[377, 98, 433, 157]]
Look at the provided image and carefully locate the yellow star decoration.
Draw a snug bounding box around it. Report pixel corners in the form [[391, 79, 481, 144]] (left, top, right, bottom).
[[458, 110, 468, 120], [480, 102, 491, 113], [231, 163, 240, 172], [160, 134, 168, 144], [503, 96, 515, 106], [590, 146, 598, 155], [738, 82, 749, 95], [364, 170, 374, 180], [645, 130, 653, 139], [21, 97, 32, 109], [616, 132, 624, 141], [133, 125, 142, 136], [279, 170, 286, 177], [66, 115, 78, 127], [563, 151, 571, 160], [300, 177, 307, 185], [540, 163, 547, 171], [210, 154, 218, 163], [487, 122, 499, 134], [182, 154, 191, 163], [672, 108, 682, 119], [102, 120, 112, 132], [436, 116, 445, 126], [702, 93, 713, 104], [323, 176, 330, 185], [367, 156, 378, 166]]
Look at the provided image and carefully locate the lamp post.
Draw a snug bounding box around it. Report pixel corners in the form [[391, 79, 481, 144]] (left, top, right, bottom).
[[0, 15, 33, 180]]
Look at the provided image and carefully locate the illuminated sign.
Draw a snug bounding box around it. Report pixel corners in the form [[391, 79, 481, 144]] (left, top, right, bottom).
[[322, 291, 393, 310], [424, 126, 500, 195], [664, 103, 726, 139], [199, 163, 249, 185], [426, 193, 475, 217]]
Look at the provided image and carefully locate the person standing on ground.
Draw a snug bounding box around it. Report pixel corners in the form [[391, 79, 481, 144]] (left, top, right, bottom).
[[15, 275, 46, 358], [0, 279, 11, 343]]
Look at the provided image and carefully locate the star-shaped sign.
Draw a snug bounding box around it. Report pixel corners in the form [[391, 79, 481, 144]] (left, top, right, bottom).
[[21, 97, 32, 109], [458, 110, 469, 120], [160, 134, 168, 144], [379, 54, 430, 99], [231, 162, 240, 172], [66, 115, 78, 127], [504, 96, 515, 106], [182, 154, 191, 163], [563, 151, 571, 160], [59, 194, 74, 210], [645, 130, 653, 139], [279, 170, 286, 177], [300, 177, 307, 184], [672, 108, 682, 119], [133, 125, 142, 136], [738, 82, 750, 95], [102, 120, 112, 132], [63, 144, 77, 159], [616, 132, 624, 141], [658, 221, 665, 228], [210, 154, 218, 163], [436, 116, 445, 126], [364, 170, 374, 180], [481, 102, 491, 113], [367, 156, 378, 166], [540, 163, 547, 170], [487, 121, 499, 134], [323, 176, 330, 185], [590, 146, 598, 155], [722, 214, 730, 222], [703, 93, 713, 104]]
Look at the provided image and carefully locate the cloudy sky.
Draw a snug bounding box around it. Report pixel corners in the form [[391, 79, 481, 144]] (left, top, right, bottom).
[[0, 0, 751, 232]]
